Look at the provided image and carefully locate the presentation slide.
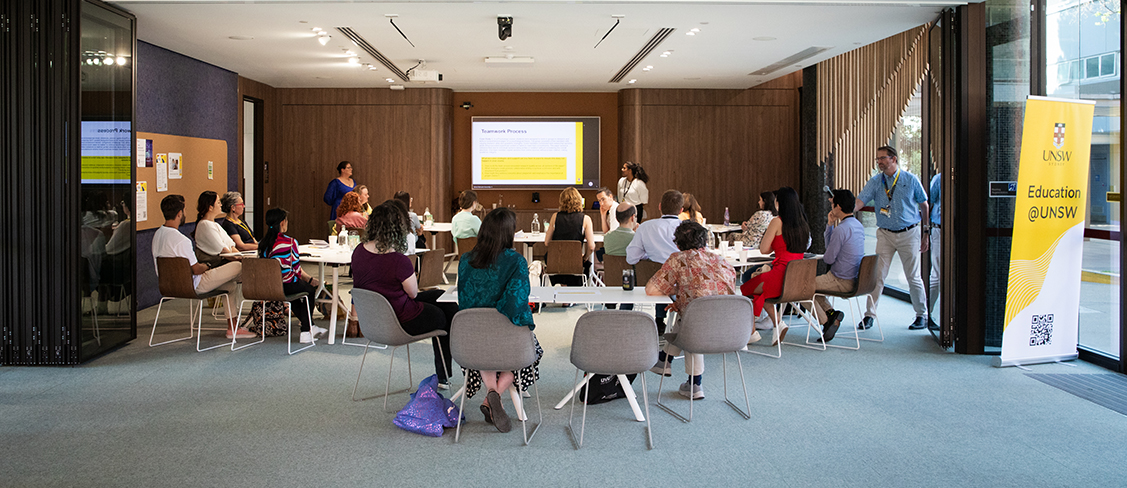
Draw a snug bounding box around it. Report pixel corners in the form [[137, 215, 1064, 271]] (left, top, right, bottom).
[[471, 117, 599, 189], [81, 121, 132, 184]]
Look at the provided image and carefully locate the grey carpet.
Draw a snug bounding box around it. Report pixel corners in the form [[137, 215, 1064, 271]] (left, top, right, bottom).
[[1026, 373, 1127, 416]]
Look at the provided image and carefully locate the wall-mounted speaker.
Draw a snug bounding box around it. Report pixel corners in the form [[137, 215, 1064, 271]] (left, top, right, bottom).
[[532, 192, 540, 203]]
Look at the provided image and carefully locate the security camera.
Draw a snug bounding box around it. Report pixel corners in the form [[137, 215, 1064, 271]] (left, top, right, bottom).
[[498, 17, 512, 41]]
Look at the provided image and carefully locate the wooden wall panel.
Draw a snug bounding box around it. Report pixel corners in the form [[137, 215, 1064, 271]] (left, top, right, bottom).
[[619, 75, 802, 224], [275, 88, 452, 242]]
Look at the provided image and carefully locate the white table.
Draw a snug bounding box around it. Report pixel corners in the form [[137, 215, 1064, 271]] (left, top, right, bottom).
[[298, 244, 353, 345], [421, 222, 451, 250], [512, 232, 604, 263], [707, 223, 743, 234]]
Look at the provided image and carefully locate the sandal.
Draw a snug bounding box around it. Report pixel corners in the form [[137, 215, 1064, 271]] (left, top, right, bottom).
[[486, 390, 511, 433], [479, 403, 493, 425]]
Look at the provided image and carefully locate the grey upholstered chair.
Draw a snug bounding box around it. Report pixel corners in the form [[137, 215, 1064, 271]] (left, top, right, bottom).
[[149, 257, 233, 352], [350, 288, 449, 411], [567, 311, 659, 450], [235, 258, 313, 354], [449, 308, 541, 446], [655, 295, 755, 423], [814, 254, 884, 349]]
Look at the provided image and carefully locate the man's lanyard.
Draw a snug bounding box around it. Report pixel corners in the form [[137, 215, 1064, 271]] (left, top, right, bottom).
[[882, 170, 900, 202]]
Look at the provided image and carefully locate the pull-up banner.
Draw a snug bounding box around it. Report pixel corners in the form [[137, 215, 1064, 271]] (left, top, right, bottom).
[[996, 96, 1095, 368]]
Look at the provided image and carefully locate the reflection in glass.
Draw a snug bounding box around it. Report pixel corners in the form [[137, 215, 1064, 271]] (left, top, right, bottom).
[[80, 1, 135, 360]]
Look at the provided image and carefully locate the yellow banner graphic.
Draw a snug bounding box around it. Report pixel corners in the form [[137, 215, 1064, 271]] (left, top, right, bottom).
[[481, 157, 567, 180], [998, 96, 1095, 367]]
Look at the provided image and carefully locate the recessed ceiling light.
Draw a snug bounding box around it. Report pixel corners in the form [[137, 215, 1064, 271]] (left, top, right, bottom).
[[115, 56, 126, 65], [642, 66, 651, 71], [690, 28, 700, 32], [386, 78, 395, 83], [368, 66, 377, 70], [318, 36, 330, 45], [686, 32, 695, 36], [660, 51, 671, 57], [345, 50, 355, 56], [312, 27, 321, 32], [628, 79, 636, 84], [103, 57, 114, 65], [753, 37, 776, 41], [228, 35, 253, 41], [349, 57, 359, 64]]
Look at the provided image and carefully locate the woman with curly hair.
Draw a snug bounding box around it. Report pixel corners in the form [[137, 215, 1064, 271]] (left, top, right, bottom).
[[335, 191, 368, 234], [543, 187, 595, 286], [617, 161, 650, 219], [351, 200, 456, 387]]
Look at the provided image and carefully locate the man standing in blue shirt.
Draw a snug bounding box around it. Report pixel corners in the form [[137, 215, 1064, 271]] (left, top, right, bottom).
[[626, 189, 684, 334], [813, 189, 865, 341], [855, 146, 931, 330], [928, 173, 942, 330]]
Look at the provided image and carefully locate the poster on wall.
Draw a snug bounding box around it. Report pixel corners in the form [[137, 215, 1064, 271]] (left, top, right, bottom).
[[136, 181, 148, 222], [168, 152, 182, 179], [156, 154, 168, 191], [137, 139, 146, 167], [208, 161, 213, 180], [996, 96, 1095, 368]]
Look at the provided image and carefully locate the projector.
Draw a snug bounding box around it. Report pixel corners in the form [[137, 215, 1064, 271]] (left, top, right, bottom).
[[409, 69, 443, 82]]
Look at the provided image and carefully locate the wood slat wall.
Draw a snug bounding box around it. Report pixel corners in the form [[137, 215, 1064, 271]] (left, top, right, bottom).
[[816, 24, 931, 193], [618, 74, 802, 224], [272, 88, 453, 243]]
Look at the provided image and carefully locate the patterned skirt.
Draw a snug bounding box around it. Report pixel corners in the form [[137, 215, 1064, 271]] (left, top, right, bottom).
[[461, 333, 543, 399]]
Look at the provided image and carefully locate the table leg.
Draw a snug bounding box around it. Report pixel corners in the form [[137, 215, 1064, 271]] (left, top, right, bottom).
[[327, 266, 340, 345], [618, 374, 645, 422], [314, 263, 327, 298], [523, 243, 533, 264], [554, 373, 592, 410]]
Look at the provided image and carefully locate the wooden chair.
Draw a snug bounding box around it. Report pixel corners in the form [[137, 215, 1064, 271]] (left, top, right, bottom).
[[633, 259, 663, 287], [443, 237, 478, 284], [746, 258, 820, 359], [417, 248, 447, 289], [814, 255, 883, 349], [543, 240, 587, 287], [149, 257, 233, 352], [601, 254, 629, 287], [235, 258, 315, 354]]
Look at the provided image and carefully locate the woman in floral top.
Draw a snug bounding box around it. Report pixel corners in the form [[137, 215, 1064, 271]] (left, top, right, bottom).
[[457, 207, 541, 433], [732, 191, 777, 248], [646, 220, 737, 400]]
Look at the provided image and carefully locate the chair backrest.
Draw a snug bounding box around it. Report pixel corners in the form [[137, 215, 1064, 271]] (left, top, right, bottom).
[[773, 258, 817, 303], [674, 295, 755, 354], [545, 240, 584, 275], [449, 308, 538, 372], [352, 288, 415, 347], [570, 311, 658, 375], [156, 257, 200, 299], [853, 255, 879, 297], [633, 259, 663, 286], [456, 237, 478, 255], [240, 258, 289, 302], [417, 248, 446, 289], [601, 254, 629, 286]]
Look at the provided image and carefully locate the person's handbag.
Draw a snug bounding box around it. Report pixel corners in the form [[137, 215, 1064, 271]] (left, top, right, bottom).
[[194, 247, 225, 269], [577, 373, 637, 405], [393, 375, 463, 437], [240, 300, 290, 337]]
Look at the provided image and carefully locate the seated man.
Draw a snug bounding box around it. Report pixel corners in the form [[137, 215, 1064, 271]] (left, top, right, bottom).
[[813, 189, 865, 341], [645, 221, 738, 400], [152, 194, 254, 339], [602, 203, 638, 310], [626, 189, 685, 333]]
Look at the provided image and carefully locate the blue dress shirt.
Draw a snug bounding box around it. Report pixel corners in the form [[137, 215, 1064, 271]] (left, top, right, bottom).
[[625, 215, 682, 264], [929, 173, 941, 226], [823, 216, 865, 280], [857, 169, 928, 231]]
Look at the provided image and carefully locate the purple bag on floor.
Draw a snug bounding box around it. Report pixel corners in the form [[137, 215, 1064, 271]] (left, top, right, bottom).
[[393, 375, 463, 437]]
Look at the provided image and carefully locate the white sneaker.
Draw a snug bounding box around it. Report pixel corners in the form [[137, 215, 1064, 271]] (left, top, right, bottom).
[[771, 324, 789, 346], [299, 331, 314, 344], [310, 325, 328, 338], [754, 313, 775, 330]]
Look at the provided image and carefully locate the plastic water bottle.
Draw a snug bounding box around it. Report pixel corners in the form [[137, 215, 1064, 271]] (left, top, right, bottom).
[[724, 207, 730, 226], [531, 213, 540, 234], [423, 207, 433, 225]]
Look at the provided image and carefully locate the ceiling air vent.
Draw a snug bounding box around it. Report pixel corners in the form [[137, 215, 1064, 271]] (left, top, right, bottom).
[[608, 27, 675, 83], [336, 26, 410, 82], [748, 46, 833, 76]]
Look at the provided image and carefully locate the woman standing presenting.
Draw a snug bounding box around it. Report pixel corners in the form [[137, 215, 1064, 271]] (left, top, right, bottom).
[[220, 191, 257, 251], [617, 161, 650, 220], [323, 160, 355, 220]]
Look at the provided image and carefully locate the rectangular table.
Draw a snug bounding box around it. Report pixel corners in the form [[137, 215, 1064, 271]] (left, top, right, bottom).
[[512, 232, 604, 263]]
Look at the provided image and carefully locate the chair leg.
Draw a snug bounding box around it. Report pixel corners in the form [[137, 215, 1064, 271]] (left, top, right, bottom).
[[640, 373, 654, 449], [149, 297, 193, 347], [722, 352, 752, 420], [781, 300, 826, 351], [454, 383, 467, 443], [743, 304, 783, 359], [654, 356, 690, 423], [822, 295, 861, 350], [858, 295, 885, 342], [197, 294, 233, 352], [287, 301, 315, 355], [566, 369, 587, 449], [231, 299, 266, 351]]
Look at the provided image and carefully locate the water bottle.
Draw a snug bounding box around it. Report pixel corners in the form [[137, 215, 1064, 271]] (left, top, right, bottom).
[[423, 207, 433, 226], [531, 213, 540, 234], [724, 207, 730, 226]]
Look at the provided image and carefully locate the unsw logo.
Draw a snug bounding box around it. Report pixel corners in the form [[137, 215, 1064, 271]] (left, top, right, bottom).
[[1053, 123, 1065, 149]]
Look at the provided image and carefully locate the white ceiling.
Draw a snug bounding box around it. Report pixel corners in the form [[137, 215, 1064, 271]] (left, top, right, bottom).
[[111, 0, 961, 91]]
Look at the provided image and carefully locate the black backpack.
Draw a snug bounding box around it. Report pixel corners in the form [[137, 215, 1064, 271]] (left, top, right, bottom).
[[577, 374, 637, 405]]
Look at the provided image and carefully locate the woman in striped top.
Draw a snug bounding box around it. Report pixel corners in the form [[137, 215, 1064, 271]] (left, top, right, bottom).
[[259, 208, 327, 344]]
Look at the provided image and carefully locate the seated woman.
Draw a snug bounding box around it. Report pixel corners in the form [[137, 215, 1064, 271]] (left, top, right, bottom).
[[678, 192, 706, 224], [393, 190, 425, 248], [542, 187, 595, 287], [335, 191, 368, 235], [451, 190, 482, 239], [739, 186, 810, 344], [220, 191, 257, 251], [193, 191, 243, 269], [354, 185, 373, 216], [457, 207, 541, 433], [646, 220, 737, 400], [733, 191, 778, 282], [259, 208, 327, 343], [352, 200, 457, 387]]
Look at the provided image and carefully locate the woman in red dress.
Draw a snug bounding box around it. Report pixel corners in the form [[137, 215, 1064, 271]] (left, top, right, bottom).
[[740, 187, 810, 344]]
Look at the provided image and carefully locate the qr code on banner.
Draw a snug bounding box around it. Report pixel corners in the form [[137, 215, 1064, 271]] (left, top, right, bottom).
[[1030, 314, 1053, 346]]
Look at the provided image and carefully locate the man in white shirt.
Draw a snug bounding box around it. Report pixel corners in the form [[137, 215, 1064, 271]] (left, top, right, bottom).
[[152, 194, 254, 339], [626, 189, 684, 333], [595, 187, 620, 233]]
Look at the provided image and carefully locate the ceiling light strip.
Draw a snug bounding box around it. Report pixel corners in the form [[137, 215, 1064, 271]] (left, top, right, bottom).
[[608, 27, 675, 83], [336, 26, 410, 82], [748, 46, 833, 76]]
